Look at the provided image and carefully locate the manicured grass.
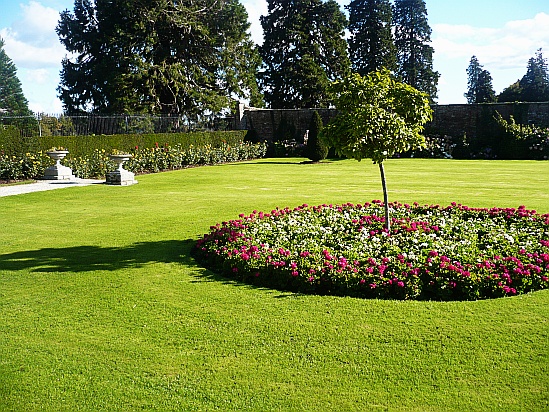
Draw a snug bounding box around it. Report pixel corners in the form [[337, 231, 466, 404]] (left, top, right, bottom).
[[1, 158, 548, 411]]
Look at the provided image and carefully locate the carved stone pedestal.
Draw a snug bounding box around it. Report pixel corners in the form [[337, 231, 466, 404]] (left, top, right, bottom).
[[106, 154, 137, 186]]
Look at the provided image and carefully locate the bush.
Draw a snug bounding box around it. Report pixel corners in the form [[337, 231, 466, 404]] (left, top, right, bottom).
[[194, 201, 549, 301], [0, 130, 246, 157], [0, 141, 267, 181], [496, 114, 549, 160], [306, 111, 328, 162]]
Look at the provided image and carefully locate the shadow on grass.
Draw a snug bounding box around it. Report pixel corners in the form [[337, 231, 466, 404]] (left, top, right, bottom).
[[1, 239, 295, 297], [0, 239, 199, 273]]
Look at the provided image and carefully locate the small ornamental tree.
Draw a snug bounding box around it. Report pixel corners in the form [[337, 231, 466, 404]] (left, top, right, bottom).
[[321, 70, 432, 230], [306, 111, 328, 162]]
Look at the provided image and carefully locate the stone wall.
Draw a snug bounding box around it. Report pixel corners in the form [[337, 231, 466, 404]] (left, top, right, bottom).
[[237, 102, 549, 143]]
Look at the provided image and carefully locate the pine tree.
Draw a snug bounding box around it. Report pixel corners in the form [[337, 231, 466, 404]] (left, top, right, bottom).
[[498, 49, 549, 102], [519, 49, 549, 102], [259, 0, 350, 109], [464, 56, 496, 103], [57, 0, 261, 116], [306, 111, 328, 162], [0, 38, 31, 115], [393, 0, 439, 101], [347, 0, 396, 76]]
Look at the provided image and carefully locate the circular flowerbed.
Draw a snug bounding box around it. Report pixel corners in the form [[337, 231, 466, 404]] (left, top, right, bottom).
[[194, 201, 549, 300]]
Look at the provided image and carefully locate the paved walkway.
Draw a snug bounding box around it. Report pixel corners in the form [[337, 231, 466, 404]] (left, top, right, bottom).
[[0, 179, 105, 197]]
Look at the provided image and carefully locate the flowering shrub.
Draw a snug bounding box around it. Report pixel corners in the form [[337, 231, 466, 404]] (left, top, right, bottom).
[[194, 201, 549, 301], [0, 151, 49, 181], [0, 142, 267, 180]]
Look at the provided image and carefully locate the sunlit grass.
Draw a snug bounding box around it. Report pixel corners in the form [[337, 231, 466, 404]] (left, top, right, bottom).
[[1, 158, 548, 411]]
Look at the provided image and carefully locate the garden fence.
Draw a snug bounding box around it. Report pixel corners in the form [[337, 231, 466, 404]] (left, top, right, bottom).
[[0, 113, 236, 137]]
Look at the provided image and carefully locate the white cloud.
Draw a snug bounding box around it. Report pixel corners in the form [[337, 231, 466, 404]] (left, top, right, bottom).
[[1, 1, 66, 69], [432, 12, 549, 71], [25, 68, 51, 84], [242, 0, 268, 45]]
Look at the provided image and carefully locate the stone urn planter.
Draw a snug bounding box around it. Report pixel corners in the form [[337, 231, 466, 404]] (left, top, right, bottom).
[[43, 150, 75, 181], [106, 154, 137, 186]]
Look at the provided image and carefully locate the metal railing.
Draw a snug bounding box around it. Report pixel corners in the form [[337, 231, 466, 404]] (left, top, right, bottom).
[[0, 113, 236, 137]]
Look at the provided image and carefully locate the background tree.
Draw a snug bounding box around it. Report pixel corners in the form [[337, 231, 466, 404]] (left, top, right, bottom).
[[57, 0, 261, 117], [321, 70, 432, 230], [0, 38, 32, 115], [346, 0, 396, 76], [393, 0, 439, 102], [259, 0, 350, 109], [305, 111, 328, 162], [519, 49, 549, 102], [464, 56, 496, 103], [497, 81, 523, 102]]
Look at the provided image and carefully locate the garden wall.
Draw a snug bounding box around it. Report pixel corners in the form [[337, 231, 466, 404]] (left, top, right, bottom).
[[237, 102, 549, 143]]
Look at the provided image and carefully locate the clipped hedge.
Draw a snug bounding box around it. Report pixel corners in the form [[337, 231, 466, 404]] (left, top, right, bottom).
[[0, 130, 247, 157], [0, 141, 267, 181]]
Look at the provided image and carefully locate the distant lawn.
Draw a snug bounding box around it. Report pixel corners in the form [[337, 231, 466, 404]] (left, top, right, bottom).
[[1, 158, 548, 411]]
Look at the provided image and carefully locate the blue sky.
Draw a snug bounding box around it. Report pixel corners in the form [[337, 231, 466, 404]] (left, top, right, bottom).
[[1, 0, 548, 113]]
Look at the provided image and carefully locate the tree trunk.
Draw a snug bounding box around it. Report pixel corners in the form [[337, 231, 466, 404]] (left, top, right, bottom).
[[378, 162, 390, 232]]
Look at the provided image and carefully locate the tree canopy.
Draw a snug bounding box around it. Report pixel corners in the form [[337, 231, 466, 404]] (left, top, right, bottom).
[[464, 56, 496, 104], [393, 0, 439, 101], [322, 70, 432, 164], [258, 0, 350, 109], [347, 0, 396, 76], [0, 38, 31, 115], [57, 0, 262, 117], [498, 49, 549, 103]]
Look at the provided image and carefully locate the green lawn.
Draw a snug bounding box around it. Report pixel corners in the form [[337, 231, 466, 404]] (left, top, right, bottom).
[[1, 158, 548, 411]]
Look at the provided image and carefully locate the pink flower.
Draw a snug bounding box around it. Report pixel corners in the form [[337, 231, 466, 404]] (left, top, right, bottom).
[[397, 281, 405, 288], [291, 271, 299, 277]]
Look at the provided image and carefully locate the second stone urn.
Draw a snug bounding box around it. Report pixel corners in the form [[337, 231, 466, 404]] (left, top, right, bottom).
[[107, 154, 137, 186]]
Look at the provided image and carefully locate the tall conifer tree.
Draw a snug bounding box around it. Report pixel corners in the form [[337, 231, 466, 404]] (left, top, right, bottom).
[[393, 0, 439, 101], [519, 49, 549, 102], [0, 38, 31, 115], [259, 0, 350, 109], [347, 0, 396, 76], [57, 0, 261, 116], [465, 56, 496, 103], [498, 49, 549, 102]]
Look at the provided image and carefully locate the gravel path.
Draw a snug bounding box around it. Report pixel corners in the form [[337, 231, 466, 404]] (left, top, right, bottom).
[[0, 179, 105, 197]]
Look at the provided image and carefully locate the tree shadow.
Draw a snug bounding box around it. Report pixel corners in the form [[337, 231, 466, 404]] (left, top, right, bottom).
[[0, 239, 198, 273], [0, 239, 296, 298]]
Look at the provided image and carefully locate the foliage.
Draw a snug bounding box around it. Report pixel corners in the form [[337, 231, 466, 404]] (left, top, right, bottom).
[[495, 114, 549, 160], [194, 201, 549, 301], [465, 56, 496, 104], [322, 70, 432, 164], [259, 0, 350, 108], [346, 0, 396, 75], [0, 129, 246, 157], [305, 111, 328, 162], [393, 0, 439, 101], [0, 140, 266, 180], [519, 48, 549, 102], [56, 0, 261, 117], [270, 140, 306, 158], [0, 38, 32, 116], [498, 81, 523, 102], [498, 49, 549, 102]]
